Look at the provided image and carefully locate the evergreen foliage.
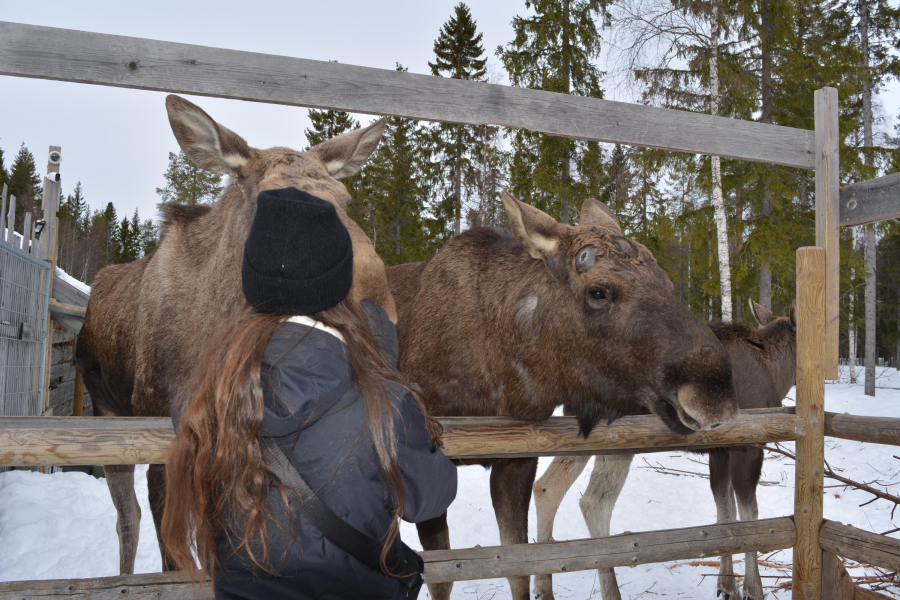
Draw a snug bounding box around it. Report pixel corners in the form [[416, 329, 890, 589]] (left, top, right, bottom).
[[305, 110, 360, 148], [498, 0, 607, 223], [430, 3, 489, 236], [155, 150, 223, 205], [7, 144, 42, 231]]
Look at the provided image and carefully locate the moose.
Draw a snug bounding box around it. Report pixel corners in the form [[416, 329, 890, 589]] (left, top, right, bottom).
[[76, 95, 393, 573], [532, 299, 797, 600], [386, 192, 740, 600]]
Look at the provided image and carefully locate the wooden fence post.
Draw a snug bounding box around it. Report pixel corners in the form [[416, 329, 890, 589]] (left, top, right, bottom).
[[815, 88, 839, 380], [40, 146, 60, 416], [793, 246, 826, 599]]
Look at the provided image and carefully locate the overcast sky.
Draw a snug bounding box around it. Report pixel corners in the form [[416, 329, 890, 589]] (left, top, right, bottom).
[[1, 1, 898, 224]]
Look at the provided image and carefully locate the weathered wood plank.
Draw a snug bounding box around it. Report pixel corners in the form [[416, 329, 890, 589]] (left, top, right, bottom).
[[438, 410, 804, 459], [0, 571, 211, 599], [820, 520, 900, 574], [839, 172, 900, 227], [0, 409, 804, 466], [0, 21, 815, 169], [824, 412, 900, 446], [855, 587, 895, 600], [49, 299, 86, 317], [815, 88, 840, 380], [793, 247, 826, 599], [424, 517, 795, 582], [822, 551, 855, 600], [0, 518, 792, 592]]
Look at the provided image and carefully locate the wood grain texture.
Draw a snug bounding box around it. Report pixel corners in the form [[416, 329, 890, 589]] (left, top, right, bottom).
[[840, 172, 900, 227], [0, 571, 211, 599], [822, 552, 854, 600], [820, 520, 900, 573], [438, 410, 804, 459], [824, 412, 900, 446], [815, 88, 840, 380], [423, 516, 794, 582], [855, 587, 895, 600], [0, 409, 804, 466], [0, 21, 815, 169], [793, 247, 826, 600], [49, 269, 88, 334]]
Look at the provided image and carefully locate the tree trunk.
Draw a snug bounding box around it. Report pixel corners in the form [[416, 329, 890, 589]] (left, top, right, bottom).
[[758, 0, 774, 311], [709, 0, 732, 322], [850, 226, 858, 384], [859, 0, 876, 396]]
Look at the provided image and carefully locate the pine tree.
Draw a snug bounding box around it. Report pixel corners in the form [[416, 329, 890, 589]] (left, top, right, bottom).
[[498, 0, 606, 224], [7, 144, 42, 231], [140, 218, 159, 256], [156, 150, 223, 205], [430, 3, 488, 236], [352, 66, 441, 265], [305, 110, 359, 148], [101, 202, 119, 266], [0, 143, 8, 195]]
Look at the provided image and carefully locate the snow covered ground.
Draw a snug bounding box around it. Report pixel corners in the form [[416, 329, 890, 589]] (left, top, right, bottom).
[[2, 366, 899, 598]]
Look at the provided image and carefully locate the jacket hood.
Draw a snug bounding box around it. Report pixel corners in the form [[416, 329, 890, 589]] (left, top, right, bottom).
[[259, 322, 355, 438]]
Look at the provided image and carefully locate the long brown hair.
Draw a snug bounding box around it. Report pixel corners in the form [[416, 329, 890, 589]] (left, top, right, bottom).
[[162, 298, 441, 582]]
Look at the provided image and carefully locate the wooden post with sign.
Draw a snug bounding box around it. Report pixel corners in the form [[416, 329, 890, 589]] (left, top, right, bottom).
[[40, 146, 61, 415]]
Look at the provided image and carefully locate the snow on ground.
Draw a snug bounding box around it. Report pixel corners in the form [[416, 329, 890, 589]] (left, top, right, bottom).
[[2, 366, 899, 598]]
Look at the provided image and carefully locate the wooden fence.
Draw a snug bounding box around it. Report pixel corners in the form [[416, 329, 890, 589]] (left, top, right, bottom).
[[2, 20, 900, 600]]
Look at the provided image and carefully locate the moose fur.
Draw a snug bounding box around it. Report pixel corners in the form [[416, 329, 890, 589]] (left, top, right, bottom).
[[386, 192, 739, 600], [532, 299, 796, 600], [76, 95, 391, 574]]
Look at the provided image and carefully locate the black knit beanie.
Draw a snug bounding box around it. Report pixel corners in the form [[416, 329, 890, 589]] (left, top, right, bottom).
[[242, 188, 353, 315]]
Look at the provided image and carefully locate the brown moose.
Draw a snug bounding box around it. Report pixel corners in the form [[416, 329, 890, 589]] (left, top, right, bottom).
[[75, 95, 392, 573], [532, 299, 796, 600], [386, 191, 740, 600]]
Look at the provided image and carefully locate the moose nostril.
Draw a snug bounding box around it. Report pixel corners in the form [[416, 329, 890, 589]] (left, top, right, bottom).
[[708, 422, 723, 430]]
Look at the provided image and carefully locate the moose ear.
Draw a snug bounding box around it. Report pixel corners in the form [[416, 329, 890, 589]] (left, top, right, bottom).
[[580, 198, 623, 233], [749, 298, 777, 328], [311, 118, 387, 179], [165, 95, 256, 176], [789, 300, 797, 330], [501, 191, 565, 262]]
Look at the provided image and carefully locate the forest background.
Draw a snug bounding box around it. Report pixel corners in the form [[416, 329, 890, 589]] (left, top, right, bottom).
[[2, 0, 899, 371]]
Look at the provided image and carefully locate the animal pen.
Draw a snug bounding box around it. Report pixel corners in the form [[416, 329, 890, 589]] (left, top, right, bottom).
[[0, 21, 898, 600]]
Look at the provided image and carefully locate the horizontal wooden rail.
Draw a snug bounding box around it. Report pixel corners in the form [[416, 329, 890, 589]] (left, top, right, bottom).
[[0, 517, 794, 595], [839, 172, 900, 227], [0, 571, 207, 599], [820, 520, 900, 573], [425, 516, 795, 582], [49, 299, 86, 317], [824, 412, 900, 446], [0, 22, 814, 169], [439, 410, 804, 459], [0, 409, 804, 466]]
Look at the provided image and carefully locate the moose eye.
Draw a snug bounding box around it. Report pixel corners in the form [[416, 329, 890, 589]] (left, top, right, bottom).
[[589, 288, 607, 302]]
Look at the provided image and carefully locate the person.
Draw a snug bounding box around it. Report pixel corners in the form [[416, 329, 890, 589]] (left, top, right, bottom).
[[162, 187, 458, 599]]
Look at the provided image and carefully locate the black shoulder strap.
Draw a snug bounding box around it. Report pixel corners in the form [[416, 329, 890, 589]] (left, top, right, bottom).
[[261, 437, 385, 571], [260, 437, 423, 586]]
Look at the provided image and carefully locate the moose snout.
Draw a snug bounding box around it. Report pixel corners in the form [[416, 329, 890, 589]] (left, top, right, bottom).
[[675, 382, 739, 431]]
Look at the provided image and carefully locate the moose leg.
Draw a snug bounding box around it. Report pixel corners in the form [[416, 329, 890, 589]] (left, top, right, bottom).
[[146, 464, 178, 571], [709, 450, 741, 600], [731, 448, 764, 600], [105, 464, 142, 575], [579, 453, 634, 600], [533, 455, 592, 600], [490, 457, 539, 600], [417, 513, 453, 600]]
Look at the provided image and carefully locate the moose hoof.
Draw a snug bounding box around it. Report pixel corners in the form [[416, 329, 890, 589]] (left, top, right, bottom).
[[716, 592, 731, 600], [742, 595, 756, 600]]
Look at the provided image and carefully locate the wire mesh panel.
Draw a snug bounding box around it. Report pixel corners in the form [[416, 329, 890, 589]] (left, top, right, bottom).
[[0, 240, 51, 417]]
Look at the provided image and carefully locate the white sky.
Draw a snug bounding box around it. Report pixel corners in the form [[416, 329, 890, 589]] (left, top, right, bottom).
[[1, 1, 898, 223]]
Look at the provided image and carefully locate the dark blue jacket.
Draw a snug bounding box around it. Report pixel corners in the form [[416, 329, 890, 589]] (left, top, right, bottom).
[[193, 303, 457, 599]]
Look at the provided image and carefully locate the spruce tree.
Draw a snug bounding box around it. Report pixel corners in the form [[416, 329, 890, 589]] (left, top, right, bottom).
[[430, 3, 488, 236], [7, 144, 42, 231], [156, 150, 223, 205], [498, 0, 606, 224], [0, 143, 8, 194], [305, 110, 359, 148]]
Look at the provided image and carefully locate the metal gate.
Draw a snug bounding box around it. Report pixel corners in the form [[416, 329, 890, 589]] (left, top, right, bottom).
[[0, 239, 51, 417]]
